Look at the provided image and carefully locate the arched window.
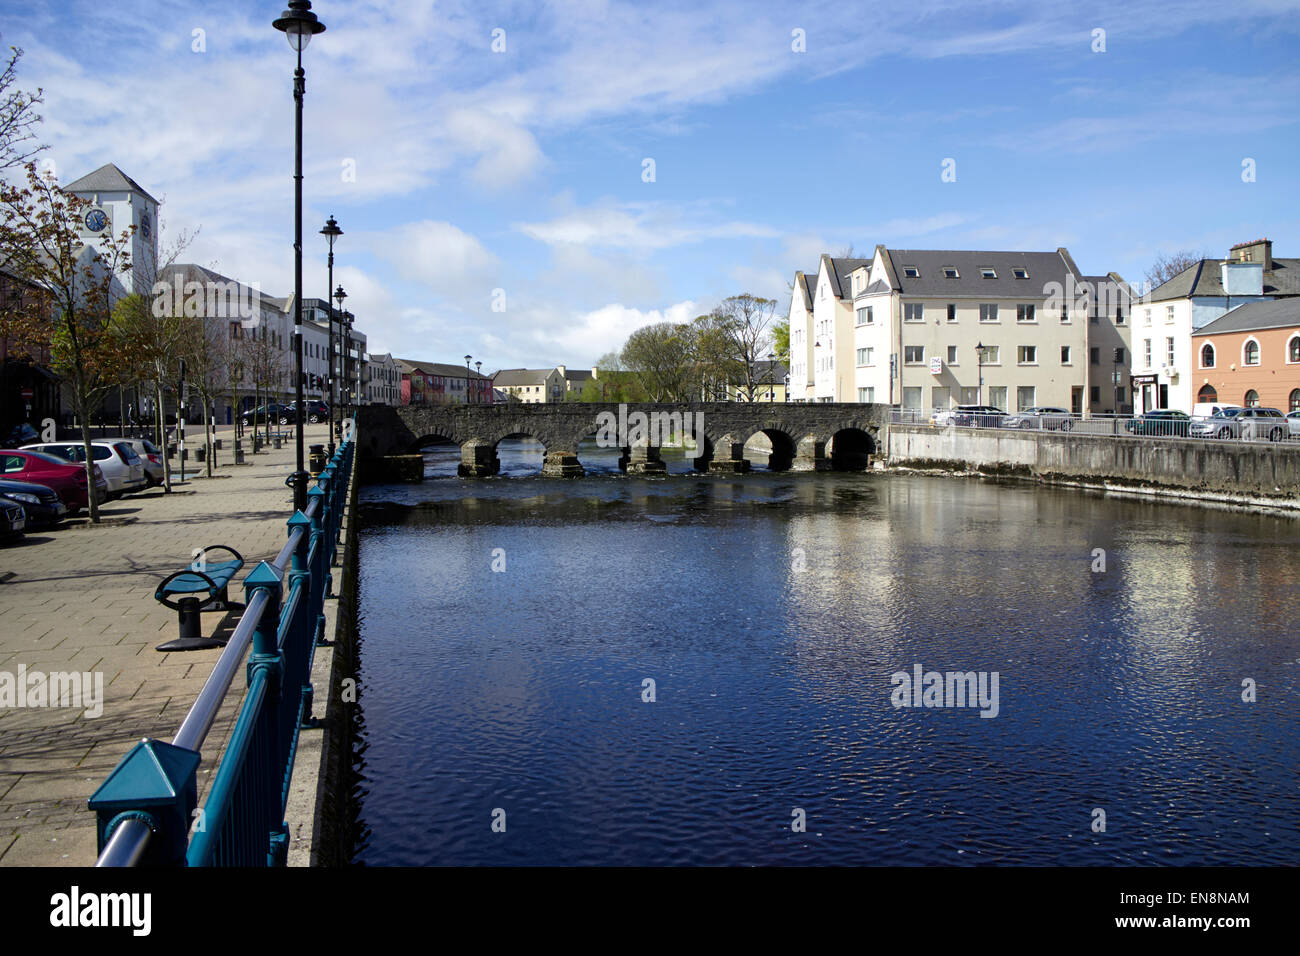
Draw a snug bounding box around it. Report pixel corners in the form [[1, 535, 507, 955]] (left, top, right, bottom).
[[1200, 343, 1215, 368], [1244, 390, 1259, 407], [1291, 389, 1300, 413], [1289, 336, 1300, 364], [1198, 384, 1218, 403], [1243, 339, 1260, 366]]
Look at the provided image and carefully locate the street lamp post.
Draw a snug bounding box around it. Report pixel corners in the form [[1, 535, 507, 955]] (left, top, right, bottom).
[[333, 284, 347, 438], [273, 0, 326, 512], [475, 361, 482, 404], [976, 341, 986, 406], [767, 350, 776, 402], [341, 308, 353, 415], [464, 354, 472, 404], [320, 215, 342, 455]]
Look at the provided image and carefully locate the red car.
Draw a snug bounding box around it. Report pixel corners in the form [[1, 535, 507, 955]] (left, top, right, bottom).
[[0, 449, 109, 515]]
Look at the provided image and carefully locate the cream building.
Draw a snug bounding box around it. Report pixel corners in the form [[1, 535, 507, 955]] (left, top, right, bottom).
[[787, 255, 870, 402], [849, 246, 1097, 414]]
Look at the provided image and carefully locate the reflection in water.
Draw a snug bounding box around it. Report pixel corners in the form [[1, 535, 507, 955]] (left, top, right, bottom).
[[352, 469, 1300, 866]]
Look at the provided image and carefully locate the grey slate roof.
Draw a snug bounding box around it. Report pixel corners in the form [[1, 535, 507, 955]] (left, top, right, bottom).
[[1143, 257, 1300, 301], [64, 163, 159, 205], [492, 368, 554, 387], [1190, 299, 1300, 336], [396, 358, 490, 380], [822, 255, 872, 299], [881, 249, 1080, 297]]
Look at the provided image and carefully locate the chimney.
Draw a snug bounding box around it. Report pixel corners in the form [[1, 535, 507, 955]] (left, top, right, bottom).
[[557, 364, 566, 377], [591, 366, 598, 379], [1230, 238, 1273, 271]]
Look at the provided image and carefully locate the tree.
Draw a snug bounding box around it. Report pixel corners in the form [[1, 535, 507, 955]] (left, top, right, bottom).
[[1144, 250, 1207, 292], [619, 322, 694, 402], [0, 163, 133, 522], [771, 317, 790, 362], [110, 227, 197, 491], [713, 293, 777, 401], [0, 44, 45, 173]]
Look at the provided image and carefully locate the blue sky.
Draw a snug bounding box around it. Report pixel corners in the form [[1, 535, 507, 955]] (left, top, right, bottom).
[[4, 0, 1298, 369]]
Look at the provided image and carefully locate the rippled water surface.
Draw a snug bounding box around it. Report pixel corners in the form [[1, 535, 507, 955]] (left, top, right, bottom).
[[351, 439, 1300, 865]]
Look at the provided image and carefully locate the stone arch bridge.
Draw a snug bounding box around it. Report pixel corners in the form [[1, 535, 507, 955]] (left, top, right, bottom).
[[356, 402, 890, 479]]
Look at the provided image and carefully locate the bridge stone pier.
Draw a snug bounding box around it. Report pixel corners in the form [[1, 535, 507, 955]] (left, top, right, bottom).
[[355, 402, 891, 481]]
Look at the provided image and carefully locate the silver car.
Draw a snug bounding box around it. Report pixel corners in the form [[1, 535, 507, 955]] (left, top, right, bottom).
[[1000, 406, 1074, 431], [21, 440, 148, 498], [1287, 411, 1300, 439], [115, 437, 166, 486], [1191, 407, 1287, 441]]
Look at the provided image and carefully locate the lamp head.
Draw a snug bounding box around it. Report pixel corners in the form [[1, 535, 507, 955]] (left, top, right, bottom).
[[273, 0, 326, 52], [320, 214, 342, 243]]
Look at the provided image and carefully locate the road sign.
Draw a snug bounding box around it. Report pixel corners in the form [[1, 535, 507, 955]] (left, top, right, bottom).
[[20, 387, 33, 400]]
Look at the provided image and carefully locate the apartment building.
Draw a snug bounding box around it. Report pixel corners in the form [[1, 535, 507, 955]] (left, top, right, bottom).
[[397, 359, 493, 405], [848, 246, 1104, 414], [363, 352, 401, 406], [1130, 238, 1299, 413], [788, 255, 869, 402]]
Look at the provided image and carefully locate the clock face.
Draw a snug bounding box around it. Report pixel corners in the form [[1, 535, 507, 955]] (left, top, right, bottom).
[[84, 208, 108, 233]]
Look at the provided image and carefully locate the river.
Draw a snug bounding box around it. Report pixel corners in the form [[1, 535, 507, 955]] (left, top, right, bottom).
[[349, 438, 1300, 865]]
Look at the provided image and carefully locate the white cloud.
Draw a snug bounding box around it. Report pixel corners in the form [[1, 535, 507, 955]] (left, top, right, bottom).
[[516, 199, 778, 251]]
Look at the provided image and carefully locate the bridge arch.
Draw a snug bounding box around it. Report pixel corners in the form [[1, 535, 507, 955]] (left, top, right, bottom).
[[743, 427, 798, 471], [827, 427, 875, 471]]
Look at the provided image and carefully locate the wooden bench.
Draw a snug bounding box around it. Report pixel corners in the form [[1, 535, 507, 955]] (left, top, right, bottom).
[[155, 545, 245, 652]]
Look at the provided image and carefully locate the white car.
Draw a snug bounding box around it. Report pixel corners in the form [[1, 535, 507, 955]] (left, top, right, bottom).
[[1287, 411, 1300, 439], [21, 440, 148, 498], [115, 437, 166, 486]]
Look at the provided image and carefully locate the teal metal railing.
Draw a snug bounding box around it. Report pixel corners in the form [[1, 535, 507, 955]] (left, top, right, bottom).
[[89, 429, 356, 866]]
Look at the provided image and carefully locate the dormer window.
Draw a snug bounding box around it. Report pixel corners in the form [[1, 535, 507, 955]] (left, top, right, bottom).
[[903, 266, 920, 278], [943, 267, 959, 278], [1012, 268, 1029, 279], [980, 267, 997, 279]]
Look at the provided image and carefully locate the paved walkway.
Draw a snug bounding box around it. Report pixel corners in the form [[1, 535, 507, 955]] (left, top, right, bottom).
[[0, 425, 333, 865]]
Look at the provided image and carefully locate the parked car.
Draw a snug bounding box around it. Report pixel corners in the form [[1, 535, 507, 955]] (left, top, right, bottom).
[[0, 499, 25, 541], [21, 441, 147, 498], [115, 437, 165, 486], [951, 405, 1006, 428], [286, 400, 330, 424], [1211, 407, 1287, 441], [239, 403, 293, 427], [1191, 402, 1241, 420], [5, 423, 40, 446], [0, 450, 108, 514], [0, 477, 67, 529], [1125, 409, 1192, 437], [1287, 410, 1300, 438], [1001, 407, 1074, 430], [1189, 407, 1286, 441]]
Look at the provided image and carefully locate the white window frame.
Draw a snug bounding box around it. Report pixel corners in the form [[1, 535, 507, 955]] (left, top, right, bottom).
[[1060, 346, 1071, 365], [1018, 345, 1037, 365], [904, 303, 924, 323], [1242, 337, 1261, 366], [979, 303, 999, 323], [1200, 342, 1215, 368], [904, 345, 925, 365], [1287, 335, 1300, 364], [1016, 303, 1037, 323]]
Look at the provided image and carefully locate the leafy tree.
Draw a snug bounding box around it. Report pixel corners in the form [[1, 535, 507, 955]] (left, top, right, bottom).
[[620, 321, 694, 401], [0, 163, 133, 521]]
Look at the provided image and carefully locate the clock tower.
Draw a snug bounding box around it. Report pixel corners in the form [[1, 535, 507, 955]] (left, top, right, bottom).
[[63, 163, 160, 297]]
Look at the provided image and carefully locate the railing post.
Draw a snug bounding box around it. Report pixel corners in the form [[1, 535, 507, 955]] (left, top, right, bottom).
[[242, 561, 287, 866], [88, 738, 202, 866]]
